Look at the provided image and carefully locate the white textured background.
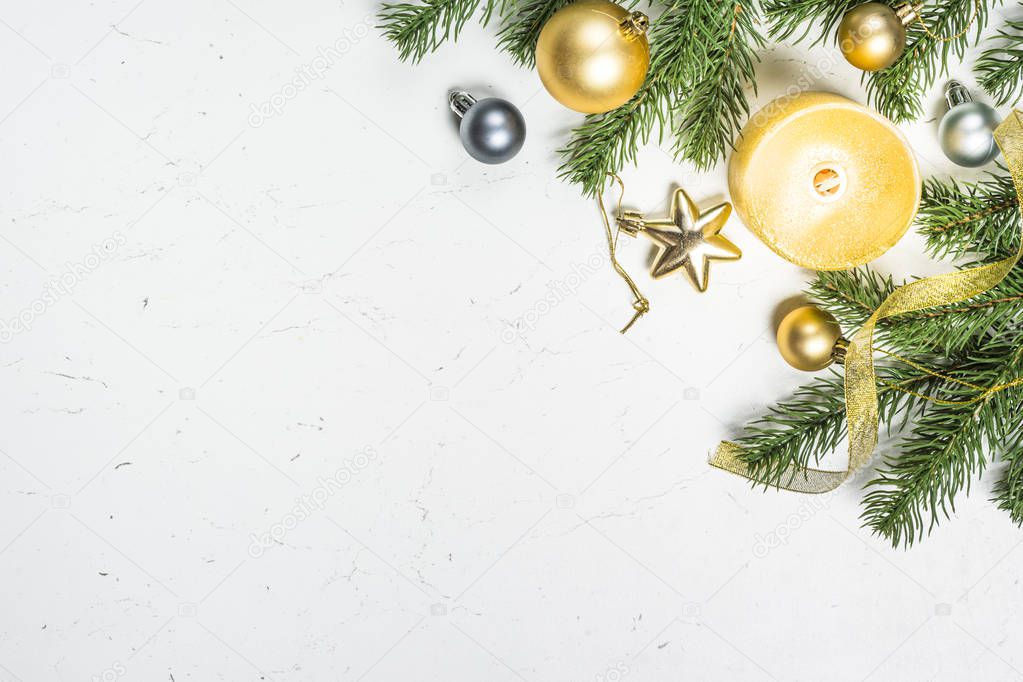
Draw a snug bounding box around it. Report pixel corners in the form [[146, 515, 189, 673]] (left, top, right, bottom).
[[2, 1, 1023, 680]]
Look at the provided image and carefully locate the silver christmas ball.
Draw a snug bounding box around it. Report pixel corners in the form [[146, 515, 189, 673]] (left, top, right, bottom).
[[938, 81, 1001, 168], [449, 91, 526, 164]]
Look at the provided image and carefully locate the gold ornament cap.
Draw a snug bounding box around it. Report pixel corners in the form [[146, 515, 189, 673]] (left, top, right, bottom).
[[777, 305, 845, 372], [837, 2, 919, 72], [728, 91, 920, 270], [535, 0, 650, 114]]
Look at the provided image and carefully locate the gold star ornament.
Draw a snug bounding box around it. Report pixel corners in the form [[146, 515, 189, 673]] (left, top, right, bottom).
[[616, 188, 741, 292]]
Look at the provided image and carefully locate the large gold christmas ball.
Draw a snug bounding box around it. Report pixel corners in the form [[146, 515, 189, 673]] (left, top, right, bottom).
[[837, 2, 908, 71], [536, 0, 650, 114], [777, 305, 843, 372]]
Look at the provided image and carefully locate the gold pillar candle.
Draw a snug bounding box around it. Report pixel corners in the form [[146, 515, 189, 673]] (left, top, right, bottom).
[[728, 92, 920, 270]]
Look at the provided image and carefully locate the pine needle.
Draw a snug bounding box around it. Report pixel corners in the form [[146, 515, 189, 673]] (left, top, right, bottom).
[[558, 0, 764, 194], [378, 0, 497, 63], [496, 0, 575, 67], [976, 16, 1023, 106], [672, 0, 765, 169]]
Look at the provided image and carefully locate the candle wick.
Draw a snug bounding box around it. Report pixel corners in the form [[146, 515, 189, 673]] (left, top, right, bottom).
[[813, 167, 843, 197]]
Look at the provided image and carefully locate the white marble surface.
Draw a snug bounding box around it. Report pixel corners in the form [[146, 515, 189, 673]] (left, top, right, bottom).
[[2, 1, 1023, 680]]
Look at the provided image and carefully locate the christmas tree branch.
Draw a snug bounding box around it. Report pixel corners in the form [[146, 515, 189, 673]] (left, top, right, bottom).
[[496, 0, 573, 67], [867, 0, 991, 123], [995, 435, 1023, 525], [671, 0, 764, 168], [863, 399, 986, 548], [809, 267, 1023, 355], [763, 0, 858, 45], [378, 0, 500, 63], [862, 338, 1023, 547], [559, 0, 764, 193], [976, 16, 1023, 106], [917, 171, 1020, 260], [732, 365, 936, 489]]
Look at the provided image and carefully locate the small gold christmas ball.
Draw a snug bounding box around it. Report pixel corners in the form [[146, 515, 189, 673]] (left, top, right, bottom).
[[777, 305, 843, 372], [536, 0, 650, 114], [837, 2, 907, 72]]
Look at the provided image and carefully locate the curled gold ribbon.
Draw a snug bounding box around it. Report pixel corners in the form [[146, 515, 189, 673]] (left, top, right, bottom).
[[712, 110, 1023, 493]]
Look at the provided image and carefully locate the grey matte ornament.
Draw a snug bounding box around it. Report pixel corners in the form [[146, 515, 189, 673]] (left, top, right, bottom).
[[938, 80, 1001, 168], [449, 91, 525, 164]]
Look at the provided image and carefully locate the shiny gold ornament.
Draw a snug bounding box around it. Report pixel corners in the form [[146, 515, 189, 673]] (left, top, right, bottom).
[[837, 3, 919, 71], [535, 0, 650, 114], [776, 305, 847, 372], [728, 91, 920, 270], [616, 188, 741, 292]]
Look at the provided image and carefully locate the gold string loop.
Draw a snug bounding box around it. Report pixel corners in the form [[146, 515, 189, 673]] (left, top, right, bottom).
[[914, 0, 981, 43], [876, 348, 1023, 407]]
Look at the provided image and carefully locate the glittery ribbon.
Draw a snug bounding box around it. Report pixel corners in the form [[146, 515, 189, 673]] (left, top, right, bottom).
[[711, 110, 1023, 492]]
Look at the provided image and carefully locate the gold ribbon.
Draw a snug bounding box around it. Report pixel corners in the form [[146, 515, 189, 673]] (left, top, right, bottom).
[[711, 110, 1023, 492]]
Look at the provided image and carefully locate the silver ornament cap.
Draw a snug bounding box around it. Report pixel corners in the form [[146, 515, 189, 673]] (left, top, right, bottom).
[[938, 80, 1001, 168], [449, 91, 526, 164]]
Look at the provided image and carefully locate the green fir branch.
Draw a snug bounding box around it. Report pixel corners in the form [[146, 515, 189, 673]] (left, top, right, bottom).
[[377, 0, 499, 63], [917, 171, 1020, 260], [733, 372, 847, 488], [557, 91, 672, 196], [976, 15, 1023, 106], [672, 0, 765, 168], [994, 435, 1023, 525], [559, 0, 764, 193], [763, 0, 859, 45], [495, 0, 573, 67], [862, 339, 1023, 547], [732, 365, 937, 489], [866, 0, 991, 123], [863, 398, 986, 548], [808, 268, 894, 329], [809, 267, 1023, 355]]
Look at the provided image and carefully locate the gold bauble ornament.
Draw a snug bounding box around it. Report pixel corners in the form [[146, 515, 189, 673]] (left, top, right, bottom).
[[777, 305, 846, 372], [837, 2, 919, 71], [535, 0, 650, 114], [728, 91, 920, 270]]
